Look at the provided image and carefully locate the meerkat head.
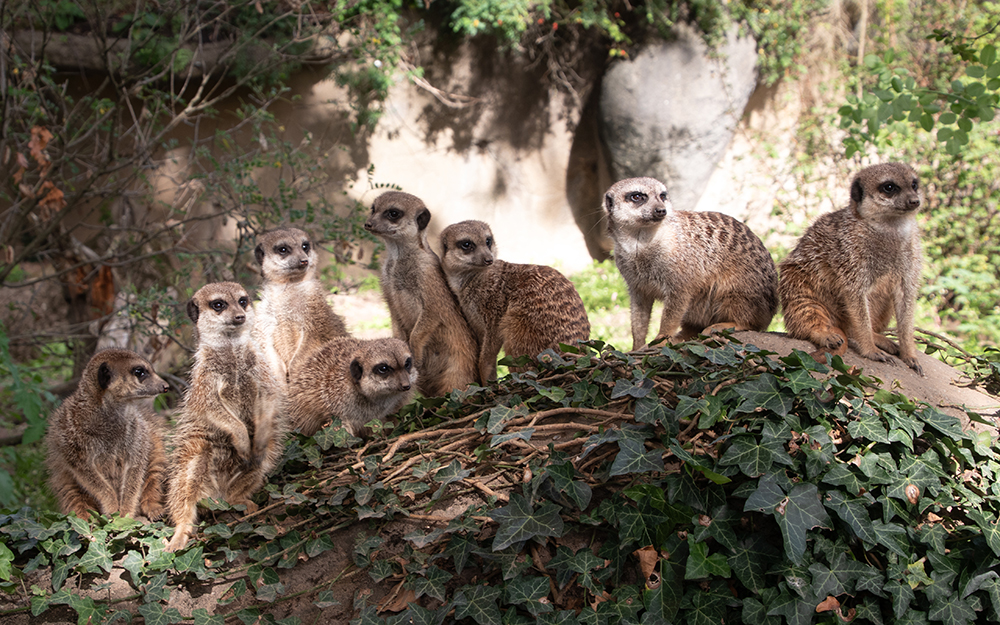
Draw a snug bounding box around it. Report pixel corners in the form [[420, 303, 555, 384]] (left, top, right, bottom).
[[439, 220, 496, 280], [187, 282, 253, 349], [349, 338, 417, 402], [603, 177, 672, 234], [254, 228, 317, 283], [364, 192, 432, 242], [85, 348, 169, 404], [850, 162, 922, 222]]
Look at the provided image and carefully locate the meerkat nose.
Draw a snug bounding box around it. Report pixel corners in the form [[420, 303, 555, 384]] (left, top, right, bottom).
[[363, 221, 373, 230], [234, 314, 246, 325], [653, 206, 667, 218], [161, 384, 170, 393], [401, 383, 411, 391], [483, 258, 493, 266], [908, 198, 920, 209], [298, 258, 309, 267]]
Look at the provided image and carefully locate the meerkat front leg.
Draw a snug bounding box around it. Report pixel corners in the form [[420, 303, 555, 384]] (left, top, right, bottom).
[[893, 282, 923, 374], [215, 379, 253, 460], [140, 431, 167, 520], [478, 333, 504, 382], [844, 295, 894, 364], [166, 441, 210, 552], [657, 293, 691, 343], [50, 466, 100, 519], [628, 290, 655, 351]]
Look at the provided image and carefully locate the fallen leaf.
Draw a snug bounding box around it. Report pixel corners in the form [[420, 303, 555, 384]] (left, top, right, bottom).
[[816, 596, 840, 613], [377, 580, 416, 613], [633, 545, 659, 587]]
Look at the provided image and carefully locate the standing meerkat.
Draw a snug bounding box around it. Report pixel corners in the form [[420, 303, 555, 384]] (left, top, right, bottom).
[[254, 227, 349, 384], [603, 177, 778, 350], [364, 191, 480, 395], [46, 348, 168, 520], [439, 220, 591, 382], [778, 162, 924, 374], [288, 337, 417, 437], [166, 282, 284, 552]]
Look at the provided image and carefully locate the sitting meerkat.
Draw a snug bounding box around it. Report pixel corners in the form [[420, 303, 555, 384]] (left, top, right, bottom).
[[778, 162, 924, 374], [288, 337, 417, 437], [166, 282, 284, 552], [46, 348, 169, 520], [603, 177, 778, 350], [254, 227, 349, 384], [439, 220, 590, 382], [364, 191, 480, 395]]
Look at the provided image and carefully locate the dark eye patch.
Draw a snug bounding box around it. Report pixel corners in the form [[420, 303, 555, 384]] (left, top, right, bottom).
[[132, 366, 148, 381], [211, 299, 227, 312], [628, 192, 648, 203]]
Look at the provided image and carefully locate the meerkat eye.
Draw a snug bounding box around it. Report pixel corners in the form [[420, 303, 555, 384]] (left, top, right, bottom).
[[238, 296, 249, 309], [879, 182, 898, 195], [132, 366, 148, 381], [404, 357, 412, 371], [459, 240, 475, 251], [385, 209, 402, 221], [374, 363, 391, 376], [911, 179, 919, 191], [485, 236, 493, 248], [628, 192, 647, 203], [210, 299, 227, 312], [302, 241, 310, 253], [275, 245, 290, 256], [659, 192, 668, 201]]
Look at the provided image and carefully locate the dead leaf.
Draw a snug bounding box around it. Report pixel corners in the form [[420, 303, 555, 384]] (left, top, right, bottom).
[[816, 595, 840, 613], [376, 580, 416, 613], [589, 590, 612, 610], [698, 515, 712, 527], [37, 181, 66, 219], [905, 484, 920, 505], [29, 126, 52, 169], [633, 545, 659, 587]]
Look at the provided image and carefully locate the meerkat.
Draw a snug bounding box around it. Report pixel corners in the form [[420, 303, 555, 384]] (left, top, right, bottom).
[[778, 162, 924, 374], [287, 337, 417, 437], [364, 192, 480, 395], [254, 227, 349, 384], [45, 348, 168, 520], [439, 220, 591, 382], [603, 177, 778, 351], [166, 282, 284, 552]]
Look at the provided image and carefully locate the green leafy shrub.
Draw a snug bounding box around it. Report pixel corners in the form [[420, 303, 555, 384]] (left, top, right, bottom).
[[3, 337, 999, 623]]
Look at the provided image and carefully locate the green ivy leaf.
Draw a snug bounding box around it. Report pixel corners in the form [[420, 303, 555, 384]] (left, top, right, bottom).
[[732, 374, 794, 416], [193, 609, 225, 625], [684, 536, 731, 580], [847, 412, 890, 444], [928, 593, 977, 625], [490, 494, 564, 551], [824, 491, 877, 544], [719, 436, 773, 477], [728, 538, 778, 593], [413, 566, 452, 602], [137, 603, 183, 625], [77, 536, 113, 574], [314, 589, 340, 609], [453, 584, 502, 625], [777, 483, 831, 565], [609, 439, 664, 476], [611, 376, 654, 399], [917, 407, 965, 439], [504, 576, 554, 616]]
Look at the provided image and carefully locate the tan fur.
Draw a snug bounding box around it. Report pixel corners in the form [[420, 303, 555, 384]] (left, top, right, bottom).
[[778, 162, 924, 374], [45, 348, 168, 520], [604, 177, 778, 350], [166, 282, 285, 552], [254, 228, 349, 384], [288, 337, 416, 437], [364, 192, 480, 395], [440, 220, 591, 382]]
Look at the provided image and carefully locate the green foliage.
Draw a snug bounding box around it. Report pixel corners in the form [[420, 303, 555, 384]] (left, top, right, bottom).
[[4, 337, 1000, 623]]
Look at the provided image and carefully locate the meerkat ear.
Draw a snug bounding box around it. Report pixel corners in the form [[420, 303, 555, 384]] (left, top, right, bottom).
[[850, 179, 864, 204], [416, 209, 431, 231], [97, 362, 113, 390], [186, 299, 199, 324], [350, 359, 364, 382], [604, 193, 614, 213], [254, 244, 265, 267]]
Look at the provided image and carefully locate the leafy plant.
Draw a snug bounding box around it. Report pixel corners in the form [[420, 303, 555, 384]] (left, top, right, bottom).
[[2, 336, 998, 624]]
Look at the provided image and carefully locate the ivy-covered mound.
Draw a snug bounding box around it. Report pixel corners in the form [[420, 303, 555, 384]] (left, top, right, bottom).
[[1, 337, 999, 625]]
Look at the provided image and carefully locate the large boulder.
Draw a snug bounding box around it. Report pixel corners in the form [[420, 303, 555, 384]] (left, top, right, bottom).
[[599, 25, 759, 211]]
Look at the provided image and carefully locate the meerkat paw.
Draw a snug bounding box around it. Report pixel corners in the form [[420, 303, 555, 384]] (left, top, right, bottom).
[[900, 355, 924, 376], [873, 334, 901, 355], [165, 528, 192, 553], [141, 501, 165, 522]]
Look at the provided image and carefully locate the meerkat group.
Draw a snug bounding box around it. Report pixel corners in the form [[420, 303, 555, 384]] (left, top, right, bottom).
[[44, 162, 925, 545]]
